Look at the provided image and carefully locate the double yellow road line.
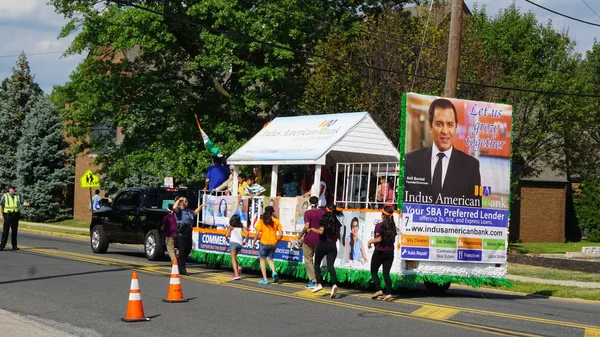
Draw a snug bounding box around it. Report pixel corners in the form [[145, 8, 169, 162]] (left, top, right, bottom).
[[23, 246, 600, 337]]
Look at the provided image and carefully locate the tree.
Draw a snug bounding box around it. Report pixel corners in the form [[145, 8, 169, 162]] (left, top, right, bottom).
[[302, 3, 585, 186], [0, 52, 43, 191], [16, 96, 74, 222], [50, 0, 410, 188], [573, 179, 600, 242]]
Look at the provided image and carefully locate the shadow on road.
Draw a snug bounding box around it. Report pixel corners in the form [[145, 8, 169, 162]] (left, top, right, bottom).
[[0, 268, 129, 285]]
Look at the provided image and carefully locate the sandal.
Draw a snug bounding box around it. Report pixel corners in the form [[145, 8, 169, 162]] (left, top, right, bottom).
[[371, 291, 383, 299], [383, 295, 392, 302]]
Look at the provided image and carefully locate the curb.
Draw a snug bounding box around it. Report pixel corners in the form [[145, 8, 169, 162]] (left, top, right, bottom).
[[19, 227, 89, 241]]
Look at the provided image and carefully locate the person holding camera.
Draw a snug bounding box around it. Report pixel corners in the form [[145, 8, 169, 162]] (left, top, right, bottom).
[[172, 197, 203, 275]]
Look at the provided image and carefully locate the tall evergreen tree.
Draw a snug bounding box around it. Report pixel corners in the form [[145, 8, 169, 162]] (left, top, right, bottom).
[[0, 52, 43, 191], [16, 96, 74, 222]]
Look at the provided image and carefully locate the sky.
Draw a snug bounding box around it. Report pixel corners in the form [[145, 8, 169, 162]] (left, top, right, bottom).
[[0, 0, 599, 95]]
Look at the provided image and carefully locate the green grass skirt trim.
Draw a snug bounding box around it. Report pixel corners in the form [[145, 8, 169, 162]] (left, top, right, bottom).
[[190, 250, 512, 289]]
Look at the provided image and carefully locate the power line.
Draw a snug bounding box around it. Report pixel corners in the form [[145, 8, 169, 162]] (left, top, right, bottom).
[[106, 1, 600, 98], [580, 0, 600, 21], [525, 0, 600, 27], [0, 51, 65, 59], [239, 0, 450, 56], [242, 0, 574, 78]]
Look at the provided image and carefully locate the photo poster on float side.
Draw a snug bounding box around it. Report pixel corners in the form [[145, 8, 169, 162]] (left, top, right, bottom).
[[292, 198, 310, 232], [277, 197, 299, 233], [231, 196, 249, 227], [400, 92, 512, 263], [337, 210, 402, 272], [202, 195, 235, 228], [248, 197, 263, 232]]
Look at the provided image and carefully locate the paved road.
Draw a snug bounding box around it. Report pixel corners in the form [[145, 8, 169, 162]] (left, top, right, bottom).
[[1, 232, 599, 337]]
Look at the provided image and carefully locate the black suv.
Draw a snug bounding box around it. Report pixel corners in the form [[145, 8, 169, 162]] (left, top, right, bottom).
[[90, 187, 198, 260]]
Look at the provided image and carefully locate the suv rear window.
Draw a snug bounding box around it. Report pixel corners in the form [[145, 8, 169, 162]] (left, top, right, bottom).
[[143, 189, 198, 209]]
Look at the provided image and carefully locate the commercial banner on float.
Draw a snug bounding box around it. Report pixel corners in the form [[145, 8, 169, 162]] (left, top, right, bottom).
[[193, 210, 402, 272], [194, 228, 303, 263], [400, 92, 511, 263]]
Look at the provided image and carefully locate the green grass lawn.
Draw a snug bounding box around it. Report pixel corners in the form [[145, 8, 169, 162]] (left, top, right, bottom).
[[21, 219, 89, 228], [509, 240, 600, 254], [508, 263, 600, 283], [20, 225, 88, 237], [49, 219, 90, 228]]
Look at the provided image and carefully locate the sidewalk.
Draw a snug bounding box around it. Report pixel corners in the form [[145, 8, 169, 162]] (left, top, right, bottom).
[[20, 221, 89, 232], [0, 309, 76, 337], [506, 275, 600, 288]]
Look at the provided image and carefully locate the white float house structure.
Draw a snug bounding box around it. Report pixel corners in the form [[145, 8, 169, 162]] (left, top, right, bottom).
[[226, 112, 400, 201]]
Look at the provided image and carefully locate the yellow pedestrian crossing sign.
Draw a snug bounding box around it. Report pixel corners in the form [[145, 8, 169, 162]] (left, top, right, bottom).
[[80, 170, 100, 188]]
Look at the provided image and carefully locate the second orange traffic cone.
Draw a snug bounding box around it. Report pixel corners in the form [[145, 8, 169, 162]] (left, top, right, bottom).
[[121, 271, 150, 322], [163, 258, 189, 303]]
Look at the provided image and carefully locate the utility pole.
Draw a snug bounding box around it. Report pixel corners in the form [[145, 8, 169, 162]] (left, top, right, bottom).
[[444, 0, 464, 98]]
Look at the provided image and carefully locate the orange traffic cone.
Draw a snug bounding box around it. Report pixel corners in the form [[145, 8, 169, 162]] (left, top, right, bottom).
[[121, 271, 150, 322], [163, 258, 189, 303]]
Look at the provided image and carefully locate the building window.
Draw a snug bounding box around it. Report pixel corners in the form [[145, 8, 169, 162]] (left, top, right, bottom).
[[91, 121, 116, 154]]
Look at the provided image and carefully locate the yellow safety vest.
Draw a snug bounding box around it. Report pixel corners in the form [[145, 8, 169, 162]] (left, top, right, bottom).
[[3, 193, 20, 213]]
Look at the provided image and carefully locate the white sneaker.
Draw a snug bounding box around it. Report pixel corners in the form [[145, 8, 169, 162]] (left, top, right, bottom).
[[312, 284, 323, 293], [330, 285, 338, 298]]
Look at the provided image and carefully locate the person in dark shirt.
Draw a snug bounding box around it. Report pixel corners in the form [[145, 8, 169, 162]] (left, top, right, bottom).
[[160, 203, 178, 262], [309, 203, 342, 298], [204, 157, 230, 192], [368, 206, 398, 302], [173, 197, 203, 275]]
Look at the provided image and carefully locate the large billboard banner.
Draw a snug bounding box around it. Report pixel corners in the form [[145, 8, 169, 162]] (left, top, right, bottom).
[[400, 93, 512, 263]]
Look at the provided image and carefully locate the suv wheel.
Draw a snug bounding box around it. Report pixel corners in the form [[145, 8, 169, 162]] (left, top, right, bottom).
[[145, 229, 165, 261], [91, 225, 109, 253]]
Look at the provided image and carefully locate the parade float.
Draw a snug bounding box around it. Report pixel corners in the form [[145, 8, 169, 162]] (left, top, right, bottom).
[[190, 92, 513, 293]]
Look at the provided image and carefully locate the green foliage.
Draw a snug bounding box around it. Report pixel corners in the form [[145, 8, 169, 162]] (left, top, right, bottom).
[[16, 96, 74, 222], [302, 3, 590, 188], [50, 0, 410, 189], [573, 179, 600, 242], [586, 230, 600, 243], [0, 53, 43, 191]]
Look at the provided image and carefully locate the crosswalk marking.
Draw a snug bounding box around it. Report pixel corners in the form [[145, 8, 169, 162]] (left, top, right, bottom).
[[585, 328, 600, 337], [411, 305, 461, 320]]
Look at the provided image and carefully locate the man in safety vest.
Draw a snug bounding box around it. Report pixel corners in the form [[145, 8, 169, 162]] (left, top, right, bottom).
[[0, 185, 30, 251]]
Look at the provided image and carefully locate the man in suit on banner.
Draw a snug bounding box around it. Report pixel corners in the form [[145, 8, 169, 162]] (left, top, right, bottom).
[[404, 98, 481, 207]]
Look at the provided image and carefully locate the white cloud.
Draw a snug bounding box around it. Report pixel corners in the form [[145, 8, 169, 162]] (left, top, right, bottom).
[[0, 0, 65, 27], [465, 0, 599, 53], [0, 2, 85, 94], [0, 0, 38, 18], [35, 39, 63, 52]]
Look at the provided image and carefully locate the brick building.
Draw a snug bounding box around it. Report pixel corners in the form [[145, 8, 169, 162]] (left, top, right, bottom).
[[510, 166, 580, 243], [70, 48, 136, 221]]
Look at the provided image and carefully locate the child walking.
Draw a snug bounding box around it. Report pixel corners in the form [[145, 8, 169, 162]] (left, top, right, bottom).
[[254, 206, 283, 284], [225, 214, 248, 280]]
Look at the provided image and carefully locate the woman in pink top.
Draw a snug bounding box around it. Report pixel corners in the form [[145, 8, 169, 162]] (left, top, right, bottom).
[[368, 206, 398, 302]]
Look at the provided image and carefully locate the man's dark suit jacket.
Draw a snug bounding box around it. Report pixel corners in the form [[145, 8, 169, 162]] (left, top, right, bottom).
[[403, 146, 481, 206]]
